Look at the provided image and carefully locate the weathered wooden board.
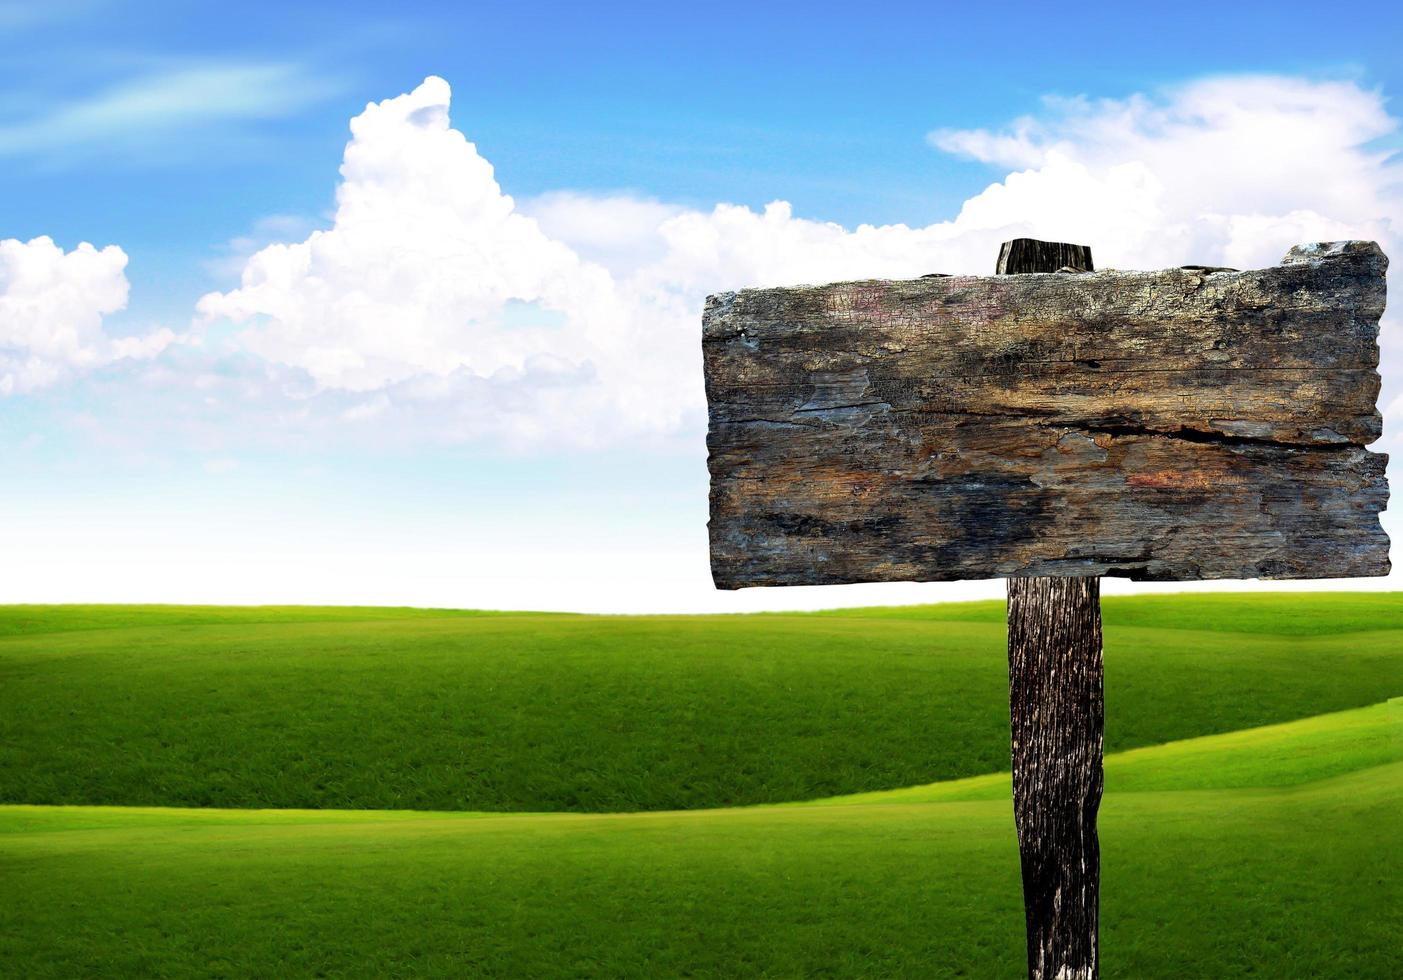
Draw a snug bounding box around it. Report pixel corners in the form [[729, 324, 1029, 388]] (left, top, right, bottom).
[[704, 240, 1390, 587]]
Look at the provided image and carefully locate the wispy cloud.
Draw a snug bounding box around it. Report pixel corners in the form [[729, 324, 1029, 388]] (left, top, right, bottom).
[[0, 0, 100, 31], [0, 61, 346, 161]]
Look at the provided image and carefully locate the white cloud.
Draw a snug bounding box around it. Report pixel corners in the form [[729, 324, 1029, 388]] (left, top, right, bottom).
[[198, 77, 688, 447], [198, 73, 1401, 455], [0, 235, 173, 394], [199, 76, 598, 394], [524, 192, 687, 271], [0, 62, 344, 160], [930, 76, 1399, 270]]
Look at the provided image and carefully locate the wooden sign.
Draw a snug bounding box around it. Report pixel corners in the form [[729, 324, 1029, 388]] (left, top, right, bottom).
[[704, 241, 1390, 588]]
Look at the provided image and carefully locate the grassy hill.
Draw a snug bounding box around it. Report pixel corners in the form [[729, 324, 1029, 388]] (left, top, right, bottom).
[[2, 595, 1400, 813], [1, 594, 1400, 977], [3, 702, 1397, 978]]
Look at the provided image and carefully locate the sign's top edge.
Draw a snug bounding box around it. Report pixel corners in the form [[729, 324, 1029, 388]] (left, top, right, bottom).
[[702, 240, 1386, 309]]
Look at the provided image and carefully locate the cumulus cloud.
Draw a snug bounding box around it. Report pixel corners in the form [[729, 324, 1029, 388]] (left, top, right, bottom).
[[930, 76, 1399, 270], [197, 76, 599, 397], [198, 77, 687, 445], [0, 235, 173, 394], [198, 74, 1401, 451]]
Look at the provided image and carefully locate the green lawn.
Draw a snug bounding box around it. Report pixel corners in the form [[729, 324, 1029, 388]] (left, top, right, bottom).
[[1, 595, 1398, 977], [2, 594, 1400, 812], [2, 703, 1397, 978], [817, 590, 1403, 635]]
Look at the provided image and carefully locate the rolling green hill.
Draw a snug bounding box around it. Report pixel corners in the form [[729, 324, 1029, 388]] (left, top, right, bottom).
[[3, 702, 1397, 978], [2, 594, 1400, 812], [1, 595, 1399, 977]]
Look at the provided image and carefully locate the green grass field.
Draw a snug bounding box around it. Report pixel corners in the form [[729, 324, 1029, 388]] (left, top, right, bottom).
[[2, 594, 1400, 977], [3, 595, 1400, 812]]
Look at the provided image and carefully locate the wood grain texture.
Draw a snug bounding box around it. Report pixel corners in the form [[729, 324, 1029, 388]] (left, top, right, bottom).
[[997, 238, 1094, 276], [704, 240, 1390, 587], [1001, 242, 1103, 980], [1007, 576, 1103, 980]]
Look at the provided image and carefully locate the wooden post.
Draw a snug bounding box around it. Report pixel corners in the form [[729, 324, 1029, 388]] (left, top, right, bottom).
[[703, 236, 1389, 975], [999, 239, 1104, 980]]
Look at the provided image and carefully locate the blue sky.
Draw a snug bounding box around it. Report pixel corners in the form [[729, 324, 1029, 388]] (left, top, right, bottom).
[[2, 0, 1401, 610], [10, 1, 1403, 297]]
